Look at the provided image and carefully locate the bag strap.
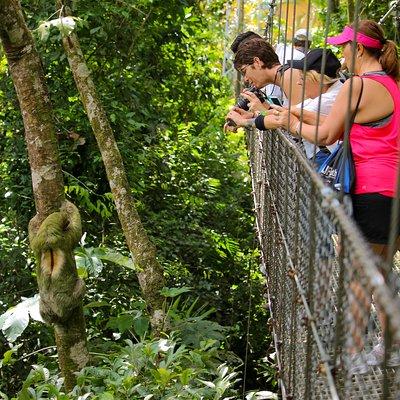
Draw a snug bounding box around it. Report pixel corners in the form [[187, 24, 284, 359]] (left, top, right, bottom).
[[339, 76, 364, 193], [348, 76, 364, 131]]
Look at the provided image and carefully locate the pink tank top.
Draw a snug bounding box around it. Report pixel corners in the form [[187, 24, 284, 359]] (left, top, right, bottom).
[[350, 74, 400, 197]]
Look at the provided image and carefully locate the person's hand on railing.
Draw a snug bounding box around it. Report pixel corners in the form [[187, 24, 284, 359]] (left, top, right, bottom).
[[223, 107, 252, 132], [270, 104, 300, 135]]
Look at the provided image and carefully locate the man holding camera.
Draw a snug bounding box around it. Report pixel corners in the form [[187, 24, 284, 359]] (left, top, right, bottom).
[[224, 38, 303, 131], [236, 38, 305, 105]]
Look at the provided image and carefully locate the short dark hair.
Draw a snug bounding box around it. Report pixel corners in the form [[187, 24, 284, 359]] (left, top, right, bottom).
[[234, 38, 280, 70], [230, 31, 262, 53], [293, 39, 310, 48]]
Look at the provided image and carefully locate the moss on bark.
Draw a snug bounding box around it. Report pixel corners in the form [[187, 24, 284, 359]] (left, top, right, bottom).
[[58, 5, 167, 332], [0, 0, 89, 390]]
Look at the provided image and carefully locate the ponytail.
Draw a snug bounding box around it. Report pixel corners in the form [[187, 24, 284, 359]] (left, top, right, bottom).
[[379, 40, 400, 81]]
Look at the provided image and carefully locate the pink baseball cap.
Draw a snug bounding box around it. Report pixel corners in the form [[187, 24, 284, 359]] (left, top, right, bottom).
[[327, 26, 383, 49]]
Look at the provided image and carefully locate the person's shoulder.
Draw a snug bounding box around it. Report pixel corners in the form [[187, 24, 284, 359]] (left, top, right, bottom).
[[326, 80, 344, 95], [341, 76, 363, 94], [333, 80, 344, 88], [283, 67, 300, 77], [276, 44, 304, 64]]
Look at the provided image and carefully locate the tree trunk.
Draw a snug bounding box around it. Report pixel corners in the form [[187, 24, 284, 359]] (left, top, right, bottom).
[[0, 0, 88, 391], [57, 2, 166, 332], [327, 0, 338, 14], [347, 0, 355, 24], [235, 0, 244, 97]]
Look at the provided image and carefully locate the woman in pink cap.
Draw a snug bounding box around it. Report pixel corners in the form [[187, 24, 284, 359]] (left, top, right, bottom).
[[275, 20, 399, 253], [273, 20, 400, 373]]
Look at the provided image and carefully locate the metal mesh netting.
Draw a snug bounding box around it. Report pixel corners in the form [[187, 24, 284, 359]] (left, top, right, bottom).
[[247, 128, 400, 399]]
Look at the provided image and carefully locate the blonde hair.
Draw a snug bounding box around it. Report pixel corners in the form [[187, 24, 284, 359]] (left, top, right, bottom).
[[305, 70, 338, 85]]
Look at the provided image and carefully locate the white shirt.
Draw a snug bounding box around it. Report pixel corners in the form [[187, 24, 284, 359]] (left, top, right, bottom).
[[296, 80, 343, 158], [275, 43, 305, 65]]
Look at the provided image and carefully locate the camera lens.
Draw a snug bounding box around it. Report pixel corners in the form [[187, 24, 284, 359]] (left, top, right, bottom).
[[236, 97, 250, 111], [234, 85, 265, 111]]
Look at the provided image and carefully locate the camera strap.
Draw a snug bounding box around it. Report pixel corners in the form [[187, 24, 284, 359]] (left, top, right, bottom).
[[277, 63, 291, 75], [269, 63, 291, 97]]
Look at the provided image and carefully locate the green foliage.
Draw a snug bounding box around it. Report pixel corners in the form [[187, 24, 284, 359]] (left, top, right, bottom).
[[106, 311, 149, 339], [0, 295, 42, 343], [0, 0, 270, 395], [66, 184, 114, 220], [75, 337, 239, 399], [160, 287, 192, 298], [12, 365, 67, 400], [75, 244, 136, 277], [314, 0, 399, 44], [13, 336, 242, 400], [0, 344, 21, 369], [166, 295, 227, 348]]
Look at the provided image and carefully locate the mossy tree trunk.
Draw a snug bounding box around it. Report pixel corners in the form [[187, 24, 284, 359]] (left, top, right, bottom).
[[347, 0, 355, 24], [0, 0, 89, 391], [327, 0, 338, 14], [234, 0, 244, 97], [56, 2, 166, 332]]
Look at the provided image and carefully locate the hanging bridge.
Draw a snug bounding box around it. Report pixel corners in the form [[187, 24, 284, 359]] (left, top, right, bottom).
[[239, 1, 400, 399], [248, 127, 400, 399]]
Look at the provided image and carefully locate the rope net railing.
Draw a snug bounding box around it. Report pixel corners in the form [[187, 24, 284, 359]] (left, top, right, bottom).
[[227, 0, 400, 398], [248, 127, 400, 399]]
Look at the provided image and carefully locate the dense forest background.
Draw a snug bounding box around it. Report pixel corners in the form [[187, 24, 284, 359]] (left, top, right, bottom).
[[0, 0, 270, 398], [0, 0, 398, 398]]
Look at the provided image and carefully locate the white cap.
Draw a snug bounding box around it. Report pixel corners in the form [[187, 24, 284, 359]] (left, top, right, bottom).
[[294, 28, 312, 41]]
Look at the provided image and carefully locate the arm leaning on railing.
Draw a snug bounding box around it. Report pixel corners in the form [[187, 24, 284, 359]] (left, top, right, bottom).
[[290, 107, 328, 125], [270, 77, 364, 146]]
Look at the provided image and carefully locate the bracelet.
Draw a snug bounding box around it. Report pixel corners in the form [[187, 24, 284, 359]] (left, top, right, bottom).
[[254, 111, 266, 117], [255, 114, 266, 131]]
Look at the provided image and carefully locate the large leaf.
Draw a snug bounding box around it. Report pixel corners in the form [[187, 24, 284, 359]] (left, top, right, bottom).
[[75, 247, 104, 277], [95, 248, 135, 270], [133, 317, 149, 338], [0, 295, 43, 342], [75, 246, 135, 276], [160, 287, 192, 298], [106, 314, 135, 333], [174, 318, 226, 348], [246, 391, 278, 400]]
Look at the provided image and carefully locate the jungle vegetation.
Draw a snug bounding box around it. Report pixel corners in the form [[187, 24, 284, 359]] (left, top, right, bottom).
[[0, 0, 396, 398]]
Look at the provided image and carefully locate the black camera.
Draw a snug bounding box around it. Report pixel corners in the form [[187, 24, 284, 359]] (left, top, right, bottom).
[[236, 85, 266, 111], [226, 85, 266, 127]]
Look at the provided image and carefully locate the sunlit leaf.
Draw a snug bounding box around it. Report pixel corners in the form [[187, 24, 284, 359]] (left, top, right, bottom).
[[0, 295, 42, 342]]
